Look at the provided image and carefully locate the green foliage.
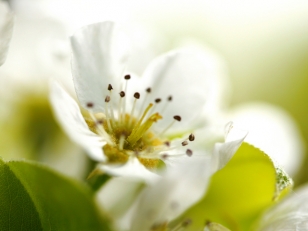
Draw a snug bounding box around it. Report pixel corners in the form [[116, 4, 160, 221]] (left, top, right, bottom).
[[0, 158, 112, 231], [179, 143, 277, 231]]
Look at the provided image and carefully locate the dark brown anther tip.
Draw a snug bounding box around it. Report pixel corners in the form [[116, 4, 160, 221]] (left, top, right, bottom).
[[186, 149, 193, 157], [173, 115, 181, 121], [162, 153, 169, 159], [119, 91, 125, 97], [86, 102, 94, 108], [146, 87, 151, 93], [189, 134, 195, 141], [124, 74, 131, 80], [105, 96, 110, 103], [168, 96, 172, 101], [134, 92, 140, 99], [182, 141, 188, 146], [108, 84, 113, 91], [155, 98, 161, 103]]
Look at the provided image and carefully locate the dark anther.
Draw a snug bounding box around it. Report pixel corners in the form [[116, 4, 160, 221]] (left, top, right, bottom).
[[134, 92, 140, 99], [108, 84, 113, 91], [182, 219, 192, 227], [119, 91, 125, 97], [155, 98, 161, 103], [173, 115, 181, 121], [97, 119, 104, 125], [124, 74, 131, 80], [86, 102, 94, 108], [146, 87, 151, 93], [168, 96, 172, 101], [182, 141, 188, 146], [105, 96, 110, 103], [189, 134, 195, 141], [186, 149, 193, 157], [164, 141, 170, 147], [162, 153, 169, 159]]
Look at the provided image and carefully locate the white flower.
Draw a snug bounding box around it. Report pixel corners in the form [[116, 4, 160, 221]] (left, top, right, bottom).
[[50, 21, 247, 179], [96, 125, 245, 231], [0, 1, 14, 66]]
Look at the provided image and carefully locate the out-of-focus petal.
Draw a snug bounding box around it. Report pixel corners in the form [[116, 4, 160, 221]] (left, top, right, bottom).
[[257, 185, 308, 231], [140, 48, 227, 133], [49, 81, 105, 161], [71, 21, 130, 112], [0, 1, 13, 66], [99, 157, 159, 182], [130, 156, 213, 230], [96, 177, 144, 219], [226, 102, 305, 176], [212, 122, 248, 171]]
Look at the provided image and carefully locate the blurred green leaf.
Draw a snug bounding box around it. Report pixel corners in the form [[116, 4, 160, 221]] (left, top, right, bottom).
[[180, 143, 277, 231], [0, 158, 113, 231]]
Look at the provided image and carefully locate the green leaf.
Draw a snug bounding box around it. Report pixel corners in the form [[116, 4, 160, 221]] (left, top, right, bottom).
[[180, 143, 277, 231], [0, 158, 113, 231]]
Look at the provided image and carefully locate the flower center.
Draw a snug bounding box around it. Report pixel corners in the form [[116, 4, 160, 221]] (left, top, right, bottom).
[[84, 75, 195, 169]]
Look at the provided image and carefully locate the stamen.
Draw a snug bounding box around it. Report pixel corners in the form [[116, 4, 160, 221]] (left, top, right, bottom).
[[161, 95, 173, 114], [139, 87, 151, 118], [86, 102, 112, 144], [127, 104, 163, 146], [119, 134, 125, 150], [189, 133, 195, 141], [186, 149, 193, 157], [160, 115, 181, 136], [182, 141, 188, 146], [118, 91, 125, 123], [122, 75, 131, 123], [104, 96, 113, 132], [129, 92, 140, 126], [171, 218, 192, 231], [107, 84, 116, 122], [146, 98, 162, 120]]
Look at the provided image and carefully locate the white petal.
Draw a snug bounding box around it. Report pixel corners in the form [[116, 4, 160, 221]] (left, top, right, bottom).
[[71, 21, 130, 112], [96, 177, 144, 219], [49, 81, 105, 161], [140, 48, 227, 133], [257, 185, 308, 231], [225, 102, 305, 177], [212, 122, 248, 171], [0, 2, 13, 66], [99, 157, 159, 182], [130, 156, 213, 230]]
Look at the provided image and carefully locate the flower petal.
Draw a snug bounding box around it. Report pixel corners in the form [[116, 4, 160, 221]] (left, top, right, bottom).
[[226, 102, 305, 177], [99, 157, 159, 182], [71, 21, 130, 112], [96, 177, 144, 219], [0, 1, 13, 66], [212, 122, 248, 171], [130, 156, 213, 230], [140, 48, 227, 133], [49, 81, 105, 161], [257, 185, 308, 231]]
